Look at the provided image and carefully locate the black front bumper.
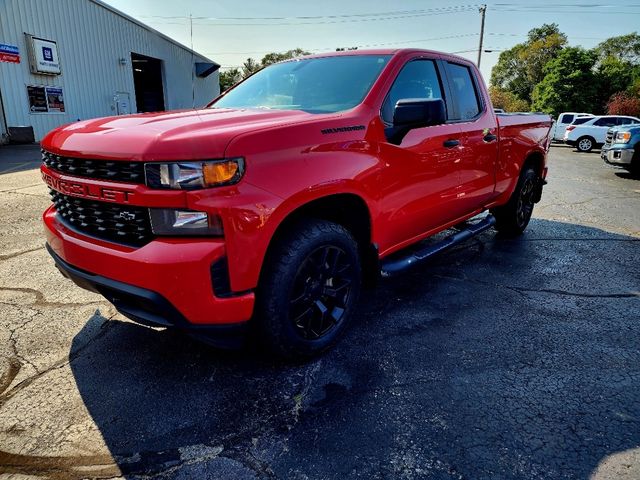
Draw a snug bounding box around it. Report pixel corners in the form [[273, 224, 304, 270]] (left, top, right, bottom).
[[46, 244, 248, 347]]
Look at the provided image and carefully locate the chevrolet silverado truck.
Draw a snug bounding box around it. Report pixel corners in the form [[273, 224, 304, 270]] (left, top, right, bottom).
[[601, 124, 640, 175], [41, 49, 551, 358]]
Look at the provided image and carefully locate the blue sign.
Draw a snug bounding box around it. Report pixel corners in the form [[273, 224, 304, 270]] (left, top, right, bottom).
[[42, 46, 53, 61], [0, 43, 20, 63]]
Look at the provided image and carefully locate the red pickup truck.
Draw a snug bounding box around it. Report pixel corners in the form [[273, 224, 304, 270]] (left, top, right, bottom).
[[41, 49, 551, 358]]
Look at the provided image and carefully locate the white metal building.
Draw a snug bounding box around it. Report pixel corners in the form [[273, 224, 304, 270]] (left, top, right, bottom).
[[0, 0, 220, 143]]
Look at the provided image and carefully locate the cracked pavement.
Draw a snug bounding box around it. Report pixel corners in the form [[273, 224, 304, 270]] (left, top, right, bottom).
[[0, 145, 639, 479]]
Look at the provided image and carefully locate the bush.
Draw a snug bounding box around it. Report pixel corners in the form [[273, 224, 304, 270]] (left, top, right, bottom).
[[606, 91, 640, 117]]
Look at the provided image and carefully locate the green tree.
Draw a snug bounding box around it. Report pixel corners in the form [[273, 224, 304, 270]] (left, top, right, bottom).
[[241, 58, 261, 78], [595, 32, 640, 64], [531, 47, 598, 116], [595, 56, 637, 111], [489, 86, 530, 112], [219, 48, 312, 92], [260, 48, 310, 67], [491, 23, 567, 103], [219, 68, 242, 92]]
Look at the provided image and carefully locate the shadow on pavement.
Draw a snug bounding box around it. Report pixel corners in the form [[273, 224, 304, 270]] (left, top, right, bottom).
[[615, 171, 640, 181], [0, 144, 41, 175], [67, 218, 639, 479]]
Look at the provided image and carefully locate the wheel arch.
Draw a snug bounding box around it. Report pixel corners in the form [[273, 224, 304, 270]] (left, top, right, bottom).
[[522, 149, 546, 176], [260, 191, 379, 288]]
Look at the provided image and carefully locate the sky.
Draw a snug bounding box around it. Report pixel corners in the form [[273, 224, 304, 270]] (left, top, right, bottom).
[[102, 0, 640, 82]]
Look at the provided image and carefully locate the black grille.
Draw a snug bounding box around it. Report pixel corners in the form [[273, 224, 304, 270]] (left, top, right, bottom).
[[42, 150, 145, 184], [50, 190, 153, 246]]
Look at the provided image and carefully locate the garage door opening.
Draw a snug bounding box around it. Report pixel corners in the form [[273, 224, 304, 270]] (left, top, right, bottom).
[[131, 53, 165, 113]]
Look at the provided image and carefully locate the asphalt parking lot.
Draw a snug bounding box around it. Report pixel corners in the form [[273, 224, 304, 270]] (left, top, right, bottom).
[[0, 145, 638, 479]]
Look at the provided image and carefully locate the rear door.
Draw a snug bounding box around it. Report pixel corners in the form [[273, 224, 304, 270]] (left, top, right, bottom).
[[378, 57, 464, 250], [444, 60, 499, 210], [592, 117, 619, 143]]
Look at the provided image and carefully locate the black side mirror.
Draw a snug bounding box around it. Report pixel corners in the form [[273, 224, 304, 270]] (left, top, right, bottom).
[[386, 98, 446, 145]]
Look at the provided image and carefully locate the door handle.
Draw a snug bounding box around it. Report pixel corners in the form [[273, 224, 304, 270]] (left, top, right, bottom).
[[483, 133, 497, 142], [443, 139, 460, 148]]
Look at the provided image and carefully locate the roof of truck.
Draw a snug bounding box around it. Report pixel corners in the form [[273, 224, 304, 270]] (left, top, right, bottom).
[[286, 48, 472, 64]]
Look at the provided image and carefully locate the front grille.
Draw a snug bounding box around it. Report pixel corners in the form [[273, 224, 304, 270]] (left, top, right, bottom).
[[42, 150, 145, 184], [605, 130, 615, 147], [50, 190, 153, 246]]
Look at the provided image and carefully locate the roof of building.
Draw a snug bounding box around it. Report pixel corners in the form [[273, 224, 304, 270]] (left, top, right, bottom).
[[91, 0, 218, 67]]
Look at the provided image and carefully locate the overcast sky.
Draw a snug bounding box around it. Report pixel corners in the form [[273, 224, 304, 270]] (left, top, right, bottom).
[[102, 0, 640, 82]]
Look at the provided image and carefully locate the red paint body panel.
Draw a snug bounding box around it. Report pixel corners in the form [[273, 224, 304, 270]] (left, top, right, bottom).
[[40, 49, 551, 326]]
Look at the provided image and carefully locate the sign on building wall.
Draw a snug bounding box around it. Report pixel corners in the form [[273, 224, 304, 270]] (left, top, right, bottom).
[[27, 85, 65, 113], [46, 86, 65, 113], [26, 35, 61, 75], [0, 43, 20, 63]]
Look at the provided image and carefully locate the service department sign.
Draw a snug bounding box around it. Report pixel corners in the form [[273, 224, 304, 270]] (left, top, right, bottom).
[[0, 43, 20, 63], [26, 35, 61, 75]]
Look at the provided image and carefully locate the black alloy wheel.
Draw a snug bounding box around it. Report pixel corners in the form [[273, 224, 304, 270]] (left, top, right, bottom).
[[516, 174, 536, 230], [289, 245, 354, 340], [257, 219, 362, 359]]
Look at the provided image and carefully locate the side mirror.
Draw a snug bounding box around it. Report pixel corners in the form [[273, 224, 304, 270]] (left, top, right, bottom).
[[386, 98, 446, 145]]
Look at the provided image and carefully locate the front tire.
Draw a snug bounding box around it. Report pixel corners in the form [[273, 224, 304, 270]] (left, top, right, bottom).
[[256, 220, 362, 359], [491, 165, 539, 236], [576, 136, 595, 153]]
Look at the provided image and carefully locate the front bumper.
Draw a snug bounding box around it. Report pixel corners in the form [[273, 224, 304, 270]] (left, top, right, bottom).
[[44, 206, 255, 328], [602, 148, 634, 166]]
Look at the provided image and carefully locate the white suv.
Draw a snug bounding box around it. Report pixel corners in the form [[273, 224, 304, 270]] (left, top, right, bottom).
[[551, 112, 593, 141], [565, 115, 640, 152]]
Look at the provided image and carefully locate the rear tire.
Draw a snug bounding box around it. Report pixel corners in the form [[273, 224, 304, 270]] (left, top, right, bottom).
[[491, 165, 539, 236], [256, 219, 362, 359], [576, 136, 595, 153]]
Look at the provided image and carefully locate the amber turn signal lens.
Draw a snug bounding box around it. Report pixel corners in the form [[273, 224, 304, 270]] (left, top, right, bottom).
[[203, 160, 240, 186]]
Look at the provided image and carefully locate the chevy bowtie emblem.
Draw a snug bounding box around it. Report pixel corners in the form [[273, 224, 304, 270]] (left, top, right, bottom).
[[118, 211, 135, 221]]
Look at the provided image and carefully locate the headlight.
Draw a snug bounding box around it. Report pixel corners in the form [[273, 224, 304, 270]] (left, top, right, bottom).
[[145, 158, 244, 189], [149, 209, 223, 236], [615, 132, 631, 143]]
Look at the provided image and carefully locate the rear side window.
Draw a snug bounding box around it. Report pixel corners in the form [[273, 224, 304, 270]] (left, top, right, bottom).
[[447, 62, 481, 120], [594, 117, 617, 127], [381, 60, 444, 124], [560, 114, 574, 124], [572, 117, 592, 125]]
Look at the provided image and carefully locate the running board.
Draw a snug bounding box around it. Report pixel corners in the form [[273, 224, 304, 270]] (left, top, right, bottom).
[[380, 215, 496, 278]]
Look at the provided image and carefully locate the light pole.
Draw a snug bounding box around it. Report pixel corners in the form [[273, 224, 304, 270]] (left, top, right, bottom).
[[477, 4, 487, 67]]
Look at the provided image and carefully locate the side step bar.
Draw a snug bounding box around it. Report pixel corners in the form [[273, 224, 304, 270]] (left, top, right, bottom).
[[380, 215, 496, 278]]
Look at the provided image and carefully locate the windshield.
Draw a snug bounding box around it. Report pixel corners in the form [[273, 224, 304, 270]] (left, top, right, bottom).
[[211, 55, 391, 114]]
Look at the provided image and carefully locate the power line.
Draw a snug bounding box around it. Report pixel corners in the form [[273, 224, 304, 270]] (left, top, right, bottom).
[[491, 2, 640, 7], [143, 6, 481, 27], [202, 34, 481, 56], [137, 5, 482, 21]]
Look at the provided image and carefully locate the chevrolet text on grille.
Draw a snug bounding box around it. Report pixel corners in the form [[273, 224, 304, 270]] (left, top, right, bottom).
[[41, 171, 133, 203]]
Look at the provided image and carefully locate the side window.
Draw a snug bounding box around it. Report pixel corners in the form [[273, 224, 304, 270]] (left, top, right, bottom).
[[381, 60, 444, 124], [620, 117, 633, 125], [594, 118, 615, 127], [561, 114, 574, 124], [447, 62, 481, 120]]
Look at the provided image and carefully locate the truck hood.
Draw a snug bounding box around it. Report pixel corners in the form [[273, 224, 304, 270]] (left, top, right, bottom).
[[41, 108, 321, 161]]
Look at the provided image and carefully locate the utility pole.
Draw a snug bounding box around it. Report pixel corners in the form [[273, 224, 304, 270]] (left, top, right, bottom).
[[190, 13, 195, 108], [477, 4, 487, 68]]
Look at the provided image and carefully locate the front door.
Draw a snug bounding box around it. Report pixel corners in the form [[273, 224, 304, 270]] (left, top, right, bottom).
[[378, 58, 464, 252]]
